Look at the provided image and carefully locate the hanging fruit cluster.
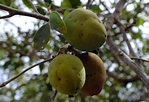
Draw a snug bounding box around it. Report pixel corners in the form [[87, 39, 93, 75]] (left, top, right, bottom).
[[33, 8, 107, 97], [48, 8, 107, 96]]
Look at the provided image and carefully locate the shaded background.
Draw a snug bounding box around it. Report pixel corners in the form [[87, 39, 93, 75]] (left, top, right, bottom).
[[0, 0, 149, 102]]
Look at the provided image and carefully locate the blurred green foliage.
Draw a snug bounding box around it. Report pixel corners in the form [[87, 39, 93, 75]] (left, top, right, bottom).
[[0, 0, 149, 102]]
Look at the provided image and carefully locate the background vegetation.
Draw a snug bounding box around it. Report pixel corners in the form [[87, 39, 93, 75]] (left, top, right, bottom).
[[0, 0, 149, 102]]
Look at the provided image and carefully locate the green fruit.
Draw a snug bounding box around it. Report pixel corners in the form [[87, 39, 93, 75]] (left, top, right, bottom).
[[48, 54, 86, 95], [77, 52, 106, 96], [63, 8, 107, 51]]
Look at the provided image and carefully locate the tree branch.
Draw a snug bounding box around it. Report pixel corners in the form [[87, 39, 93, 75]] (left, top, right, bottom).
[[114, 20, 136, 37], [116, 20, 137, 57], [0, 4, 49, 21], [86, 0, 94, 9], [0, 0, 149, 91], [107, 71, 139, 84], [0, 58, 53, 87], [131, 57, 149, 62], [51, 90, 58, 102], [105, 0, 149, 91], [113, 0, 127, 20], [115, 20, 143, 70]]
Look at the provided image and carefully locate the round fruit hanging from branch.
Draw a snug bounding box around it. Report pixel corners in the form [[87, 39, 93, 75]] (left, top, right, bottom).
[[47, 8, 107, 99], [63, 8, 107, 51]]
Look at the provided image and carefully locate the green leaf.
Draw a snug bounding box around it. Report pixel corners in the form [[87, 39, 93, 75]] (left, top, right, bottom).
[[131, 30, 142, 40], [3, 60, 11, 69], [63, 10, 70, 17], [136, 17, 145, 26], [69, 0, 81, 8], [44, 0, 52, 5], [39, 63, 45, 72], [61, 0, 72, 8], [49, 11, 67, 34], [61, 0, 81, 8], [0, 0, 12, 6], [36, 6, 46, 15], [58, 34, 66, 43], [22, 0, 32, 8], [145, 40, 149, 53], [33, 23, 51, 51], [0, 50, 5, 60], [90, 5, 102, 14], [46, 83, 53, 91], [146, 40, 149, 45]]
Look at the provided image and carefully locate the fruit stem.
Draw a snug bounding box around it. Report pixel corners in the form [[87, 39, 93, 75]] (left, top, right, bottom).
[[51, 90, 58, 102], [67, 46, 81, 56]]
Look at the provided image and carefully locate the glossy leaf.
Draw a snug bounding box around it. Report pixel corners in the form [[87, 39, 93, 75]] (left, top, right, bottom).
[[33, 23, 51, 51], [36, 6, 46, 15], [49, 11, 67, 34]]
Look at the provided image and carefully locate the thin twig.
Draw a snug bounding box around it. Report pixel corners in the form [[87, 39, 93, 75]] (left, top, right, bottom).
[[105, 0, 149, 91], [27, 0, 39, 13], [0, 4, 49, 21], [86, 0, 94, 9], [115, 20, 143, 70], [99, 0, 110, 13], [116, 20, 137, 56], [131, 57, 149, 62], [107, 71, 139, 84], [0, 58, 54, 87], [114, 1, 147, 36], [107, 35, 149, 90], [51, 90, 58, 102], [114, 20, 136, 37]]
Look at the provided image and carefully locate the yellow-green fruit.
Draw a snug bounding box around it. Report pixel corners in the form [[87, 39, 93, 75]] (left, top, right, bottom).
[[63, 8, 107, 51], [48, 54, 86, 95], [77, 52, 106, 96]]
